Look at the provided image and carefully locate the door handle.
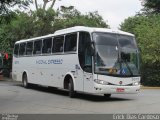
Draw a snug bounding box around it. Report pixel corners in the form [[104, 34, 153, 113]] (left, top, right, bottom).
[[86, 77, 90, 81]]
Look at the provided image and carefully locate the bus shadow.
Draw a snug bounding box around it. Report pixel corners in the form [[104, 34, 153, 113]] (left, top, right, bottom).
[[75, 94, 132, 102], [18, 84, 134, 102]]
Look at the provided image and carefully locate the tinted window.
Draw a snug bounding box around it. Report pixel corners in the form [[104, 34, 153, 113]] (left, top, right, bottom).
[[14, 44, 19, 56], [64, 33, 77, 52], [33, 40, 42, 55], [52, 36, 64, 53], [26, 41, 33, 55], [42, 38, 52, 54], [19, 43, 26, 56]]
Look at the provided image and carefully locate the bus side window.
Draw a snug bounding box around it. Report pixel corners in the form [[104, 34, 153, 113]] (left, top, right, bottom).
[[14, 44, 19, 57], [64, 33, 77, 52], [52, 36, 64, 53], [33, 40, 42, 55], [42, 37, 52, 54], [26, 41, 33, 55], [19, 43, 26, 56], [78, 32, 92, 73]]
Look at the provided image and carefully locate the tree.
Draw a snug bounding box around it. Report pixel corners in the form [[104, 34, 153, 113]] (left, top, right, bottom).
[[34, 0, 58, 10], [0, 11, 35, 53], [141, 0, 160, 13], [121, 0, 160, 86], [120, 15, 144, 34], [120, 14, 160, 86], [55, 7, 108, 29], [0, 0, 32, 23]]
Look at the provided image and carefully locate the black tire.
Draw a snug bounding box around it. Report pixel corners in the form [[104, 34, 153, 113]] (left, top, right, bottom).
[[104, 94, 111, 98], [22, 73, 29, 88], [68, 78, 76, 98]]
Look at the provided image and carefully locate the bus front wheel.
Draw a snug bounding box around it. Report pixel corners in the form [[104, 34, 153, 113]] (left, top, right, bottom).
[[104, 94, 111, 98], [22, 73, 29, 88], [68, 78, 76, 98]]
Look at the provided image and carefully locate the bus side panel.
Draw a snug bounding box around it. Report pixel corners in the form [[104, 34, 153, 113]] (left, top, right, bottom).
[[35, 54, 83, 92], [12, 56, 38, 83], [12, 56, 21, 81], [12, 54, 84, 92]]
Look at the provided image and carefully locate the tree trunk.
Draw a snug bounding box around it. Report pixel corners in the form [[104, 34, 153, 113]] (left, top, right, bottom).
[[50, 0, 56, 9], [43, 0, 48, 10], [35, 0, 38, 10]]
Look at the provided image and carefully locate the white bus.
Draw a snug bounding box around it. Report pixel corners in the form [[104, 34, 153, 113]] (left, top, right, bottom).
[[12, 26, 140, 98]]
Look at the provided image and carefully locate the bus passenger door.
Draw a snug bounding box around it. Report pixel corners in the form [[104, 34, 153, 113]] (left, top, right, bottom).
[[83, 47, 94, 93], [78, 31, 94, 93]]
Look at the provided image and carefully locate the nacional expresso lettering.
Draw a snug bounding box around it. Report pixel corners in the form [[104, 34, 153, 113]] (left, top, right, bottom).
[[36, 59, 63, 64]]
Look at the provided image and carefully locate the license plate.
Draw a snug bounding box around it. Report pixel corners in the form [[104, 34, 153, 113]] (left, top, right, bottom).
[[116, 88, 125, 92]]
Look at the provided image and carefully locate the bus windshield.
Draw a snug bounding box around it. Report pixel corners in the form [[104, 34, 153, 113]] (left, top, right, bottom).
[[93, 32, 140, 77]]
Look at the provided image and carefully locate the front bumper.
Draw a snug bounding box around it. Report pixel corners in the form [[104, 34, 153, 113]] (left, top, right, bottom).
[[93, 83, 140, 94]]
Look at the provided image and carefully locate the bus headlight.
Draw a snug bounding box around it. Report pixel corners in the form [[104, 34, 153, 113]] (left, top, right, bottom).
[[94, 79, 109, 85], [133, 82, 140, 86]]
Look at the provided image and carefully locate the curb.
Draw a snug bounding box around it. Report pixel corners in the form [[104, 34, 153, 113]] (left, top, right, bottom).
[[141, 86, 160, 89]]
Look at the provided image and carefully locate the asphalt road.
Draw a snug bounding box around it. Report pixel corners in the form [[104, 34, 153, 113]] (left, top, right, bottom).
[[0, 80, 160, 114]]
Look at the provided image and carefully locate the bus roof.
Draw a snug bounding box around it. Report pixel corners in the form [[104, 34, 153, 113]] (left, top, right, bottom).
[[54, 26, 134, 36], [15, 26, 134, 44]]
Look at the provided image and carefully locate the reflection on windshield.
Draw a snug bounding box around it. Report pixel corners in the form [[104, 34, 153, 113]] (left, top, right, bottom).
[[93, 32, 140, 77], [96, 45, 118, 67], [119, 35, 137, 49]]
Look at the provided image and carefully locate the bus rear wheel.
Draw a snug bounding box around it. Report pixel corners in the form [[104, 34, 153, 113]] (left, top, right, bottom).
[[22, 73, 29, 88], [68, 78, 76, 98]]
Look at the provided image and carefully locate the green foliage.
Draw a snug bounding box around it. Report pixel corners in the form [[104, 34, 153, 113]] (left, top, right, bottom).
[[31, 8, 56, 36], [141, 0, 160, 14], [0, 0, 32, 23], [54, 10, 108, 30], [0, 11, 33, 53], [120, 14, 160, 86], [120, 16, 145, 33]]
